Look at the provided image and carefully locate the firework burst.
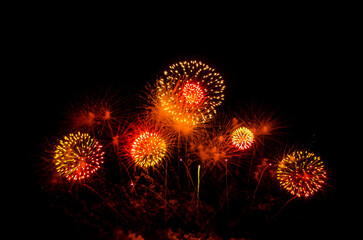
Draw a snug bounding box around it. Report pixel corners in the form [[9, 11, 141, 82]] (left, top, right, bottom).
[[131, 131, 167, 168], [54, 132, 104, 182], [231, 127, 254, 151], [149, 60, 225, 136], [122, 117, 173, 169], [276, 150, 327, 198]]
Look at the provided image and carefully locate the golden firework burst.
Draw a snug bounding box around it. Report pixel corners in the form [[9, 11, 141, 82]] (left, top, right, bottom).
[[54, 132, 104, 182], [277, 151, 327, 198]]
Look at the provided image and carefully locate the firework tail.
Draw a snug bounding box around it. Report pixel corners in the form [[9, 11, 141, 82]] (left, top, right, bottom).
[[197, 164, 201, 212], [272, 195, 298, 219], [249, 163, 271, 212]]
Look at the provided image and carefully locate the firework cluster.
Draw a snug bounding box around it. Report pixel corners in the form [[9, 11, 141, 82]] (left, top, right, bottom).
[[42, 59, 329, 238]]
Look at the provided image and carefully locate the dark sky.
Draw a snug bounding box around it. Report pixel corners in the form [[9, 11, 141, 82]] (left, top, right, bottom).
[[17, 20, 345, 239]]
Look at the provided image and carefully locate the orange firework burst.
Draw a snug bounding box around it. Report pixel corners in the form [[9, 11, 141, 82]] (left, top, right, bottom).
[[149, 60, 225, 135], [277, 151, 327, 198], [54, 132, 104, 182], [234, 104, 286, 147], [122, 117, 172, 169], [231, 127, 254, 151], [190, 115, 245, 169], [131, 131, 167, 168], [65, 88, 127, 135]]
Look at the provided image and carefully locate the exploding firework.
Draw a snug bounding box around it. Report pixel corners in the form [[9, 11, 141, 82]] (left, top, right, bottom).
[[131, 131, 167, 168], [150, 60, 225, 135], [182, 83, 205, 105], [231, 127, 254, 151], [122, 116, 172, 169], [277, 150, 327, 198], [54, 132, 104, 182]]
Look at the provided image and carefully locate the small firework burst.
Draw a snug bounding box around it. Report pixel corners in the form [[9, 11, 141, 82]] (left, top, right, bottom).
[[231, 127, 254, 151], [150, 60, 225, 135], [131, 131, 167, 168], [277, 150, 327, 198], [54, 132, 104, 182]]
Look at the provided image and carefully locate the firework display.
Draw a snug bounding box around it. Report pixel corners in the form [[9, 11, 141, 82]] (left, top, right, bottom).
[[40, 59, 330, 239], [152, 60, 225, 132], [231, 127, 254, 150], [131, 131, 167, 168], [54, 132, 104, 182], [277, 151, 327, 198]]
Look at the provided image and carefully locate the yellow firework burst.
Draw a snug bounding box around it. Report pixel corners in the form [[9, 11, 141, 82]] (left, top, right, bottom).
[[231, 127, 254, 150], [54, 132, 104, 182], [277, 151, 327, 198], [131, 131, 167, 168], [152, 60, 225, 134]]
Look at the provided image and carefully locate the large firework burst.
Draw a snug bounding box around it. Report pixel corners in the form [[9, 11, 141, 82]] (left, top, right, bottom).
[[150, 60, 225, 135], [277, 150, 327, 198], [54, 132, 104, 182]]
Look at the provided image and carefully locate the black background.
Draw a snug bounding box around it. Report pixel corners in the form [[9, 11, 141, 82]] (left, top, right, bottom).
[[15, 12, 348, 239]]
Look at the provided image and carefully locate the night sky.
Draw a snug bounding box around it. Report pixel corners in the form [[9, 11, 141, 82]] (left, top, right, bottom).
[[17, 18, 345, 239]]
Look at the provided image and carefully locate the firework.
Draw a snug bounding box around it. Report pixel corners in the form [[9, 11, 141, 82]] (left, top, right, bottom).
[[54, 132, 104, 182], [131, 131, 167, 168], [65, 88, 127, 135], [231, 127, 254, 151], [150, 60, 225, 135], [190, 116, 244, 169], [122, 116, 173, 169], [277, 151, 327, 198]]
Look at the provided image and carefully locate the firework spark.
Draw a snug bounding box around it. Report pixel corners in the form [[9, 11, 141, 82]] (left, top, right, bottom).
[[150, 60, 225, 135], [231, 127, 254, 151], [131, 131, 167, 168], [277, 150, 327, 198], [54, 132, 104, 182]]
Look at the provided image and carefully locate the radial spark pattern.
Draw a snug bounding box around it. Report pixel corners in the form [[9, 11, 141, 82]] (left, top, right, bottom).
[[277, 151, 327, 198], [54, 132, 104, 182], [231, 127, 254, 150], [182, 83, 204, 105], [154, 60, 225, 130], [131, 131, 167, 168]]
